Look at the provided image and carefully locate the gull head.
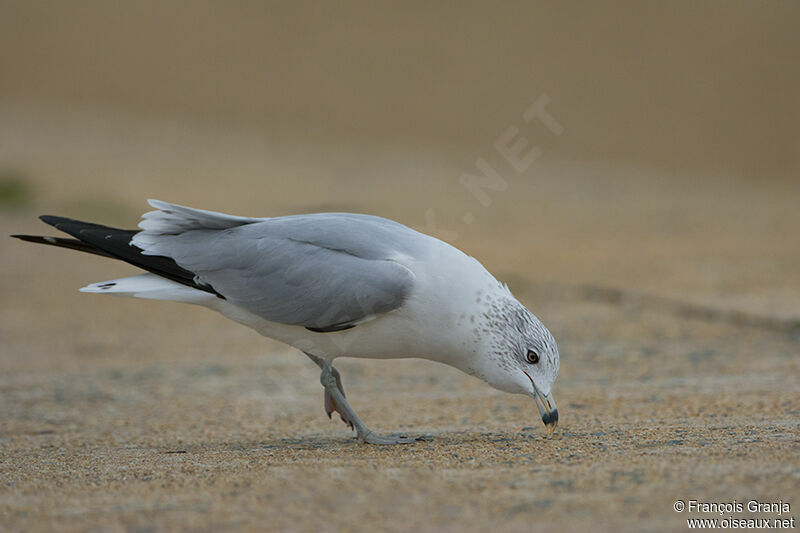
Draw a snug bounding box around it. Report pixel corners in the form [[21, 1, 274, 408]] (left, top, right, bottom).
[[469, 292, 560, 434]]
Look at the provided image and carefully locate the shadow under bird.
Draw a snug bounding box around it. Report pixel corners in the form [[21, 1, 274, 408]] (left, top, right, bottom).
[[12, 200, 559, 444]]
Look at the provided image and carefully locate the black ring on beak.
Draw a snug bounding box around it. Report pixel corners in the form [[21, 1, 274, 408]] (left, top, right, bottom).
[[541, 408, 558, 426]]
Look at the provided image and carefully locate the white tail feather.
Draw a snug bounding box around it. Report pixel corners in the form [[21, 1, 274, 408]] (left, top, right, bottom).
[[137, 199, 262, 234], [133, 199, 264, 252], [80, 273, 216, 305]]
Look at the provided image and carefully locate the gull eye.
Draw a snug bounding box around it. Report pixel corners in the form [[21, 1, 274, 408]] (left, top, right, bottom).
[[526, 349, 540, 364]]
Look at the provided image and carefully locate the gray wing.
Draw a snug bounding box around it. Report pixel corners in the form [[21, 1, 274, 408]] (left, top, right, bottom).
[[132, 202, 423, 331]]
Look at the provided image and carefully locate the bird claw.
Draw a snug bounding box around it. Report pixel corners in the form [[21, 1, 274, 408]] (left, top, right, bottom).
[[356, 431, 419, 445], [314, 356, 418, 445], [324, 389, 354, 429], [325, 394, 418, 444]]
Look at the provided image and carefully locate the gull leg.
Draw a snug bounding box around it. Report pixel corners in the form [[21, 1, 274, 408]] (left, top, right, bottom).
[[303, 352, 348, 424], [323, 365, 345, 424], [304, 352, 417, 445]]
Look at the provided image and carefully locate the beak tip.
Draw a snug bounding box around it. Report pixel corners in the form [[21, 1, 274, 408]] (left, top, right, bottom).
[[542, 408, 558, 434], [532, 386, 558, 434], [541, 408, 559, 426]]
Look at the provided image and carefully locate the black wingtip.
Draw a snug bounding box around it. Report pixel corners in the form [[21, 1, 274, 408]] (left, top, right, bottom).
[[10, 234, 48, 243], [39, 215, 69, 227], [15, 215, 226, 299], [11, 233, 120, 259]]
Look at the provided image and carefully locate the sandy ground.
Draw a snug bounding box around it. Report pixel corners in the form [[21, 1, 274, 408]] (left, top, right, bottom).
[[1, 268, 798, 532], [1, 107, 799, 532]]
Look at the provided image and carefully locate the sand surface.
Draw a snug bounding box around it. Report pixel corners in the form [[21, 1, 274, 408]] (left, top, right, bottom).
[[1, 115, 798, 531], [1, 274, 798, 532], [1, 3, 799, 530]]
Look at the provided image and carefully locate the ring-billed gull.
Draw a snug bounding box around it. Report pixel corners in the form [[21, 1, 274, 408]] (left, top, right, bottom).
[[13, 200, 559, 444]]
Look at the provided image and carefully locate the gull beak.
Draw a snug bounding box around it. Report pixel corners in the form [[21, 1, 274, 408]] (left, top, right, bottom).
[[523, 370, 559, 434], [534, 388, 559, 435]]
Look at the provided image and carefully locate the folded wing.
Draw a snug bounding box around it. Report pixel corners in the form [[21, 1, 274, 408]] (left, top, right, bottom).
[[132, 201, 419, 332]]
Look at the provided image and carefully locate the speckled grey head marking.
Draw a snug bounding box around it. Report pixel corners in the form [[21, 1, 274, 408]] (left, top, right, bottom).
[[471, 289, 560, 395]]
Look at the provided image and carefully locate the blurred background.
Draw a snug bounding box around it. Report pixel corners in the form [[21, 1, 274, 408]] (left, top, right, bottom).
[[2, 3, 799, 531], [2, 0, 798, 319]]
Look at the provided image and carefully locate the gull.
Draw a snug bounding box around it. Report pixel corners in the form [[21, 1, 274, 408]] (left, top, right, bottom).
[[12, 200, 559, 444]]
